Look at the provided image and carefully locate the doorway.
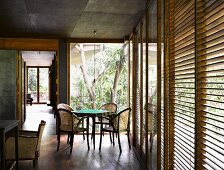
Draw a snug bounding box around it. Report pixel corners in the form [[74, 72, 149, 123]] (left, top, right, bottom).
[[27, 67, 49, 104]]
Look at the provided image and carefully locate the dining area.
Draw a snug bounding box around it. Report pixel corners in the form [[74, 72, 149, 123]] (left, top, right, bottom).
[[56, 102, 132, 154], [12, 104, 142, 170]]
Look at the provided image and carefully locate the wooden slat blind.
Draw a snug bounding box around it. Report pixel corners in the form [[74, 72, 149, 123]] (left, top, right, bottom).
[[164, 0, 224, 169], [132, 25, 141, 148], [196, 0, 224, 169], [133, 0, 224, 169], [170, 0, 195, 169]]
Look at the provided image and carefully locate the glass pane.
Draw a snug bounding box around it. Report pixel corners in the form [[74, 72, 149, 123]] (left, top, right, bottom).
[[39, 68, 49, 102], [148, 0, 157, 168], [70, 43, 127, 109], [28, 68, 37, 102]]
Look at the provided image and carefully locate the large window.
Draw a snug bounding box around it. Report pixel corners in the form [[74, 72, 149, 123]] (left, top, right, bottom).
[[69, 43, 128, 110]]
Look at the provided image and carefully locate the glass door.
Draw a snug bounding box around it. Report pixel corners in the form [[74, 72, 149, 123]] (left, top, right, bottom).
[[39, 68, 49, 103], [28, 68, 38, 102], [28, 67, 49, 103]]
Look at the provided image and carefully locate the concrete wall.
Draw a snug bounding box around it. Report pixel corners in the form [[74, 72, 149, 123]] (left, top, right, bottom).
[[0, 50, 17, 120]]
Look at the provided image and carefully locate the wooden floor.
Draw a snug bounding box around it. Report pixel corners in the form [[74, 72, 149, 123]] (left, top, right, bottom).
[[12, 104, 145, 170]]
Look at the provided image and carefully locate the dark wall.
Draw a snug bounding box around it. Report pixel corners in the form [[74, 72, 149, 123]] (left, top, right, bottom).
[[49, 57, 57, 110], [0, 50, 17, 120], [59, 39, 68, 103]]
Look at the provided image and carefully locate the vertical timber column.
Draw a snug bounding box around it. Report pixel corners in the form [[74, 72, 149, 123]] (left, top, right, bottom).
[[168, 0, 175, 169], [164, 0, 170, 169], [132, 31, 138, 147], [157, 0, 162, 169], [195, 1, 206, 169]]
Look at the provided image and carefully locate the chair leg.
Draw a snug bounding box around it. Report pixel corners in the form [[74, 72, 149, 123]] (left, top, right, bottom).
[[70, 134, 74, 154], [127, 131, 131, 149], [82, 122, 85, 140], [91, 126, 93, 140], [109, 132, 112, 143], [99, 127, 103, 151], [67, 134, 70, 144], [117, 132, 122, 153], [83, 131, 85, 140], [33, 159, 38, 167], [57, 132, 61, 151], [112, 132, 115, 145], [86, 117, 90, 150], [86, 130, 90, 150], [149, 132, 153, 152]]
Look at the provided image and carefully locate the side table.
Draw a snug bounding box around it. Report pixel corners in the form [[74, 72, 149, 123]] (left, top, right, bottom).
[[0, 120, 19, 170]]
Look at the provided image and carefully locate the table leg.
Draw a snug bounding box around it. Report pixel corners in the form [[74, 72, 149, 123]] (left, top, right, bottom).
[[92, 117, 95, 149], [87, 117, 90, 150], [15, 126, 18, 170], [0, 130, 5, 170]]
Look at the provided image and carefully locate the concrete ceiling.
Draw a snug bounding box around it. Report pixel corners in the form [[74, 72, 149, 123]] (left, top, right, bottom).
[[0, 0, 145, 39], [22, 51, 55, 66]]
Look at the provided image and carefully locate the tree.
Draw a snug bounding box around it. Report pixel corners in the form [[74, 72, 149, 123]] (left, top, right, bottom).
[[73, 43, 126, 109], [76, 44, 95, 103], [111, 46, 125, 103]]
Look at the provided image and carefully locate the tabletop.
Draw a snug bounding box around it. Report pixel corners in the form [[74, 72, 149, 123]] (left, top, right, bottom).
[[0, 120, 19, 132], [73, 109, 109, 116]]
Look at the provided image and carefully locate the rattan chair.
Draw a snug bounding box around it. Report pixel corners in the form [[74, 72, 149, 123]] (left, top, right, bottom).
[[5, 120, 46, 167], [95, 103, 117, 126], [147, 103, 157, 152], [99, 108, 131, 153], [94, 103, 117, 142], [56, 107, 89, 153]]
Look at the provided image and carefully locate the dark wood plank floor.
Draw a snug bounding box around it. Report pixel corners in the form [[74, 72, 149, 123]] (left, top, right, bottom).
[[13, 104, 145, 170]]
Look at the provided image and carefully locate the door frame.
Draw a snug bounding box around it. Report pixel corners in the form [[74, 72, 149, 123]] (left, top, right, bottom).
[[27, 66, 50, 104]]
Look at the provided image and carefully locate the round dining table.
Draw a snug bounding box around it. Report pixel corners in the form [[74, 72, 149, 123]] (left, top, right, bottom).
[[73, 109, 109, 149]]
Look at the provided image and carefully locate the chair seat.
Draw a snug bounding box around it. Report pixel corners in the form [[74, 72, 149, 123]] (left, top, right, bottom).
[[95, 118, 110, 124], [76, 127, 88, 133], [101, 126, 114, 132]]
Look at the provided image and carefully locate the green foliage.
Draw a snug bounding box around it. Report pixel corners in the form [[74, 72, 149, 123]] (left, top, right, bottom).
[[28, 68, 37, 92], [70, 44, 128, 110]]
